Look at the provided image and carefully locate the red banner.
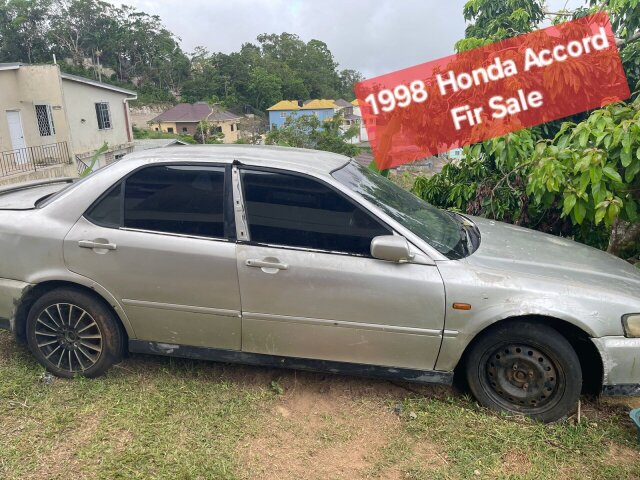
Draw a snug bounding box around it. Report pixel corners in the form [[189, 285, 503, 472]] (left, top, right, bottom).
[[354, 13, 630, 170]]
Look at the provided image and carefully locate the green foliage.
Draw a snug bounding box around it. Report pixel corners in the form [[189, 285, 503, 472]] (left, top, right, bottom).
[[193, 119, 225, 144], [182, 33, 360, 111], [266, 111, 360, 157], [132, 126, 196, 144], [528, 103, 640, 229], [413, 130, 542, 226], [456, 0, 545, 52], [80, 142, 108, 177], [417, 0, 640, 257]]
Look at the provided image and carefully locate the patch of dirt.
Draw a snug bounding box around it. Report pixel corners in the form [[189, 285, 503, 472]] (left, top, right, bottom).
[[602, 396, 640, 410], [499, 449, 532, 477], [27, 414, 101, 480], [606, 443, 640, 467], [237, 372, 446, 480]]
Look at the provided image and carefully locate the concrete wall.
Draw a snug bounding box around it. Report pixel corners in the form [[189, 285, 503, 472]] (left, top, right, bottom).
[[0, 65, 73, 153], [130, 104, 166, 129], [61, 78, 133, 157], [0, 163, 77, 187]]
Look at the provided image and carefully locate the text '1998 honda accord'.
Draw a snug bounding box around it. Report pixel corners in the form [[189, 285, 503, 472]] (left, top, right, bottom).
[[0, 145, 639, 422]]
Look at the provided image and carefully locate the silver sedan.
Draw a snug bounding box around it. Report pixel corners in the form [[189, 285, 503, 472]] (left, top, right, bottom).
[[1, 145, 639, 422]]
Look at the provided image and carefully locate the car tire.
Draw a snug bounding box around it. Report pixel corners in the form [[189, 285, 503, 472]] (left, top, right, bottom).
[[465, 320, 582, 423], [26, 288, 125, 378]]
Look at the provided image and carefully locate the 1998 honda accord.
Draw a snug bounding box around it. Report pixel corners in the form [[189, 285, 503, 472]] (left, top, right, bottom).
[[1, 145, 639, 422]]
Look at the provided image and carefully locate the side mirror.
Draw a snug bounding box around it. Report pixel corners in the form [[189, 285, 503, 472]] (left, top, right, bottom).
[[370, 235, 414, 263]]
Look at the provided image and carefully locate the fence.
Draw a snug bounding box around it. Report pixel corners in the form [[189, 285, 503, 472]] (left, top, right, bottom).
[[0, 142, 71, 178]]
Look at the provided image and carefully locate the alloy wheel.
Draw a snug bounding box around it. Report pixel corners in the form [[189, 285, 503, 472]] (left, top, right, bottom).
[[34, 303, 103, 373]]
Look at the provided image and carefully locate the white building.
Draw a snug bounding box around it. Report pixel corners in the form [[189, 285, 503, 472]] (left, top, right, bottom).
[[0, 63, 136, 184]]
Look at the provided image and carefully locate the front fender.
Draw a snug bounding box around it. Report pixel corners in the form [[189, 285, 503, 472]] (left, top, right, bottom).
[[434, 260, 627, 371]]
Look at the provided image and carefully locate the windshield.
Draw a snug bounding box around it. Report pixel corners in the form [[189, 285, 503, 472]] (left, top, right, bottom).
[[332, 161, 470, 259]]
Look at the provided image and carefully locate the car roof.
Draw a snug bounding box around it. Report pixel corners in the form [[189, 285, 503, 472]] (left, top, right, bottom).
[[121, 145, 351, 175]]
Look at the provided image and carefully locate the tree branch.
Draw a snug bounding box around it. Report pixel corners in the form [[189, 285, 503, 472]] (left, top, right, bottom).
[[616, 30, 640, 47]]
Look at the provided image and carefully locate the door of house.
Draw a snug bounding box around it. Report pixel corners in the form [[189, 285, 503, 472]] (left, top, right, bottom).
[[6, 111, 27, 164]]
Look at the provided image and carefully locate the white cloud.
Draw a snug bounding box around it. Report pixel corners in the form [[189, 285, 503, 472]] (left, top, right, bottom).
[[105, 0, 588, 79]]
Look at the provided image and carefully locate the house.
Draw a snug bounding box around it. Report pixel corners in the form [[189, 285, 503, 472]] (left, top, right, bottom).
[[448, 148, 464, 162], [150, 103, 242, 143], [351, 99, 371, 143], [267, 99, 338, 130], [132, 138, 189, 152], [334, 98, 361, 144], [0, 63, 136, 183]]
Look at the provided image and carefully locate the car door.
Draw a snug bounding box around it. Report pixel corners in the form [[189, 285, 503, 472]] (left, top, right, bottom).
[[235, 167, 446, 370], [64, 163, 242, 350]]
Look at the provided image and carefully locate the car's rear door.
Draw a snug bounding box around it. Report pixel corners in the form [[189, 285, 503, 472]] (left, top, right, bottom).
[[235, 167, 446, 370], [63, 163, 241, 350]]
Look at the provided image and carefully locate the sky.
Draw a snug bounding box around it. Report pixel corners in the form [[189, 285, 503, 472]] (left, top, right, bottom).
[[106, 0, 585, 79]]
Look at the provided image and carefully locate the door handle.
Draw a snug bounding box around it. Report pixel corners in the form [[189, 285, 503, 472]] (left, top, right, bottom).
[[245, 259, 288, 270], [78, 240, 117, 250]]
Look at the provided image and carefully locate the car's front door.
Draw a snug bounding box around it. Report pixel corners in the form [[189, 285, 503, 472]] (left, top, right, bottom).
[[64, 164, 241, 350], [235, 168, 446, 370]]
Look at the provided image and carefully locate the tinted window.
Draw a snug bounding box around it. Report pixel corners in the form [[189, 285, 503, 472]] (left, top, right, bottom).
[[241, 170, 390, 255], [86, 183, 121, 227], [123, 165, 225, 238]]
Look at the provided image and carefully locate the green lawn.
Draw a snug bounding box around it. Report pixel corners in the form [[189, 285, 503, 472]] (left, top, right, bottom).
[[1, 330, 638, 479]]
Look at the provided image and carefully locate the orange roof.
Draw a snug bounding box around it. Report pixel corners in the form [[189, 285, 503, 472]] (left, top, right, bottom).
[[351, 99, 359, 106]]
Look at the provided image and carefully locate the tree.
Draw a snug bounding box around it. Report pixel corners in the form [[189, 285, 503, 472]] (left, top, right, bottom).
[[0, 1, 363, 114], [338, 69, 363, 99], [266, 111, 359, 157], [247, 67, 282, 111], [412, 0, 640, 262], [193, 119, 224, 144], [0, 0, 51, 63]]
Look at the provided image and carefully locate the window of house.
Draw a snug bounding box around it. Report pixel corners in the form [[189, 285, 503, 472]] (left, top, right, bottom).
[[215, 126, 222, 133], [35, 104, 55, 137], [280, 112, 287, 118], [167, 127, 174, 133], [95, 102, 112, 130], [124, 165, 226, 238], [230, 124, 234, 132], [241, 170, 390, 256], [182, 127, 188, 133]]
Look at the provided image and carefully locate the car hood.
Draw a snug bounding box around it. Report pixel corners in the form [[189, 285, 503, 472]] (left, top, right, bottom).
[[464, 216, 640, 299]]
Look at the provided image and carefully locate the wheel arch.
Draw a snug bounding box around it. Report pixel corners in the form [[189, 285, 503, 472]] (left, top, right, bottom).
[[14, 280, 133, 344], [454, 315, 604, 394]]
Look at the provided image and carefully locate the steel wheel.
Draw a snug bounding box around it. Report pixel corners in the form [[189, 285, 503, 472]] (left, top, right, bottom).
[[465, 320, 582, 422], [479, 343, 563, 413], [34, 303, 103, 373]]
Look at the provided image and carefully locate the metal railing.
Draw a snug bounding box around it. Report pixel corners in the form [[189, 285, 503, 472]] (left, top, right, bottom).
[[0, 141, 71, 178], [76, 156, 90, 176]]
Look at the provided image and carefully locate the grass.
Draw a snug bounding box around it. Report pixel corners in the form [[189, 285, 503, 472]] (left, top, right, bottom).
[[132, 127, 196, 144], [1, 330, 639, 479], [0, 331, 273, 479]]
